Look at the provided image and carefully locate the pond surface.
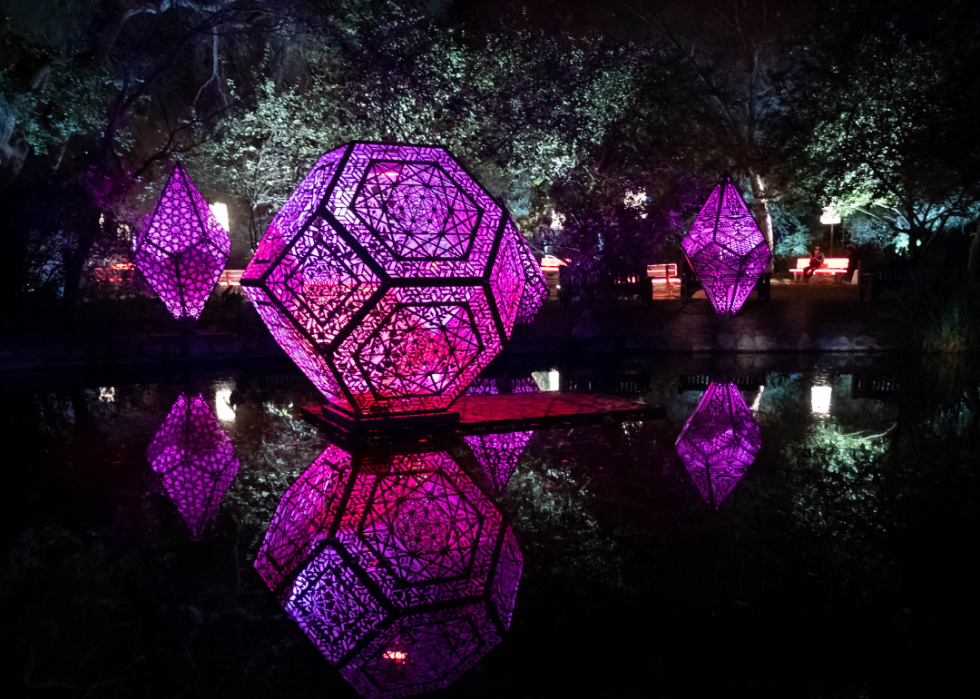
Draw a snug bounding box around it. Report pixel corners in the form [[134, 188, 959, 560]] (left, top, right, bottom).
[[1, 354, 977, 698]]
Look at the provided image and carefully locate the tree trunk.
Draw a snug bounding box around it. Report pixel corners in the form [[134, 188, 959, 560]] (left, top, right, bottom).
[[749, 171, 774, 271], [968, 220, 980, 283], [59, 220, 99, 327]]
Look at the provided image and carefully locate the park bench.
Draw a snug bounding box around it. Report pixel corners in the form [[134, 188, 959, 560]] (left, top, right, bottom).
[[218, 269, 244, 287], [647, 263, 680, 285], [789, 257, 849, 282]]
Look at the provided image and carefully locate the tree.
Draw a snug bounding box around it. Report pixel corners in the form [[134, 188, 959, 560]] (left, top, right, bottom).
[[785, 9, 980, 262]]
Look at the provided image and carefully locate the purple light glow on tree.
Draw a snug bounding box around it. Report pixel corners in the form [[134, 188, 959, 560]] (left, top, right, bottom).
[[255, 442, 521, 699], [147, 394, 239, 537], [134, 163, 230, 320], [241, 142, 542, 418], [682, 173, 771, 314], [675, 382, 762, 509]]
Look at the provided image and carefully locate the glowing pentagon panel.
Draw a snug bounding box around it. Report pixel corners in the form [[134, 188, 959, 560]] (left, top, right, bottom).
[[255, 442, 522, 698], [243, 142, 538, 418], [681, 173, 771, 314], [675, 382, 762, 509], [134, 163, 230, 320], [147, 394, 239, 537]]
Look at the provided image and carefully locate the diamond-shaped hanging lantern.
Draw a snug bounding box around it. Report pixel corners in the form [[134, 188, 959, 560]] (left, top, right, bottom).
[[682, 173, 771, 314], [675, 382, 761, 509], [134, 163, 230, 320], [241, 142, 543, 419], [147, 394, 239, 537], [255, 441, 522, 698]]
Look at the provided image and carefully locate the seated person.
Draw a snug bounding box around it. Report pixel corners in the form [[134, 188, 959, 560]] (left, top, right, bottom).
[[804, 247, 825, 282]]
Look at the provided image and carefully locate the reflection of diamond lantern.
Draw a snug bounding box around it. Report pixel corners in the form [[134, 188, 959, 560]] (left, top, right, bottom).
[[681, 173, 771, 315], [463, 375, 539, 489], [675, 382, 762, 509], [147, 394, 239, 537], [134, 163, 230, 320], [242, 142, 541, 418], [255, 442, 521, 698]]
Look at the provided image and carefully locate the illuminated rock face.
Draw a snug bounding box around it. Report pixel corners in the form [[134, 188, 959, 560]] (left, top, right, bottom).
[[255, 443, 521, 699], [147, 394, 239, 537], [242, 143, 543, 418], [682, 174, 771, 314], [675, 382, 762, 508], [134, 163, 230, 320]]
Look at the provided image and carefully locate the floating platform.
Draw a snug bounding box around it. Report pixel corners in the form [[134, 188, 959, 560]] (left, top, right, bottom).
[[302, 392, 664, 441]]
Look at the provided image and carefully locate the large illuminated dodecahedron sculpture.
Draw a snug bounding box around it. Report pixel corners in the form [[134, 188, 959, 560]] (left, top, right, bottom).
[[134, 163, 230, 320], [147, 394, 239, 537], [255, 442, 521, 698], [675, 382, 761, 509], [241, 142, 542, 419], [682, 173, 771, 315]]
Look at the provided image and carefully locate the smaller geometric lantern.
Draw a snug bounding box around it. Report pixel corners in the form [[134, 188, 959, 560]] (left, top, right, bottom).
[[682, 173, 771, 315], [255, 440, 521, 698], [675, 382, 762, 509], [134, 163, 230, 320], [147, 394, 240, 537]]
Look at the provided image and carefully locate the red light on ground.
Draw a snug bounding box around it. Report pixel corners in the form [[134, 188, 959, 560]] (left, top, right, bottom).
[[383, 650, 407, 661]]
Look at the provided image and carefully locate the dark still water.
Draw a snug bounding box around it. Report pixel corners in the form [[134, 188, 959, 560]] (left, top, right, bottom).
[[1, 355, 977, 698]]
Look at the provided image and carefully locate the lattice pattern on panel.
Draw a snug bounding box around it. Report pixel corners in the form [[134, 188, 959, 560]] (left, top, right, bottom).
[[681, 173, 771, 315], [134, 163, 230, 320], [147, 394, 239, 537], [465, 431, 534, 491], [509, 222, 549, 324], [242, 142, 543, 418], [675, 382, 762, 508], [255, 441, 522, 698]]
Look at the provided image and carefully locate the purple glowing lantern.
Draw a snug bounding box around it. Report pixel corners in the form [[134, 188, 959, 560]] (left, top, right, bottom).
[[134, 163, 230, 320], [147, 394, 239, 537], [675, 382, 762, 509], [255, 442, 521, 698], [682, 173, 771, 315], [241, 142, 542, 420]]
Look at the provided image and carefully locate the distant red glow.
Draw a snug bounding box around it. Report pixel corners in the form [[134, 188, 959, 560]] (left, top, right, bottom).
[[383, 651, 407, 661]]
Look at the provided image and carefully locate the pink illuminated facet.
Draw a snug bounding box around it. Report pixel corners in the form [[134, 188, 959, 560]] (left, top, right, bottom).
[[147, 394, 239, 537], [242, 143, 543, 417], [675, 382, 762, 508], [134, 163, 230, 320], [255, 442, 521, 698], [681, 174, 771, 314]]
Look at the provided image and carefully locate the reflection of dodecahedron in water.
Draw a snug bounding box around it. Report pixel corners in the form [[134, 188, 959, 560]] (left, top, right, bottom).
[[147, 394, 239, 537], [682, 173, 771, 315], [255, 443, 522, 698], [241, 142, 544, 418], [134, 163, 230, 320], [675, 382, 762, 508]]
